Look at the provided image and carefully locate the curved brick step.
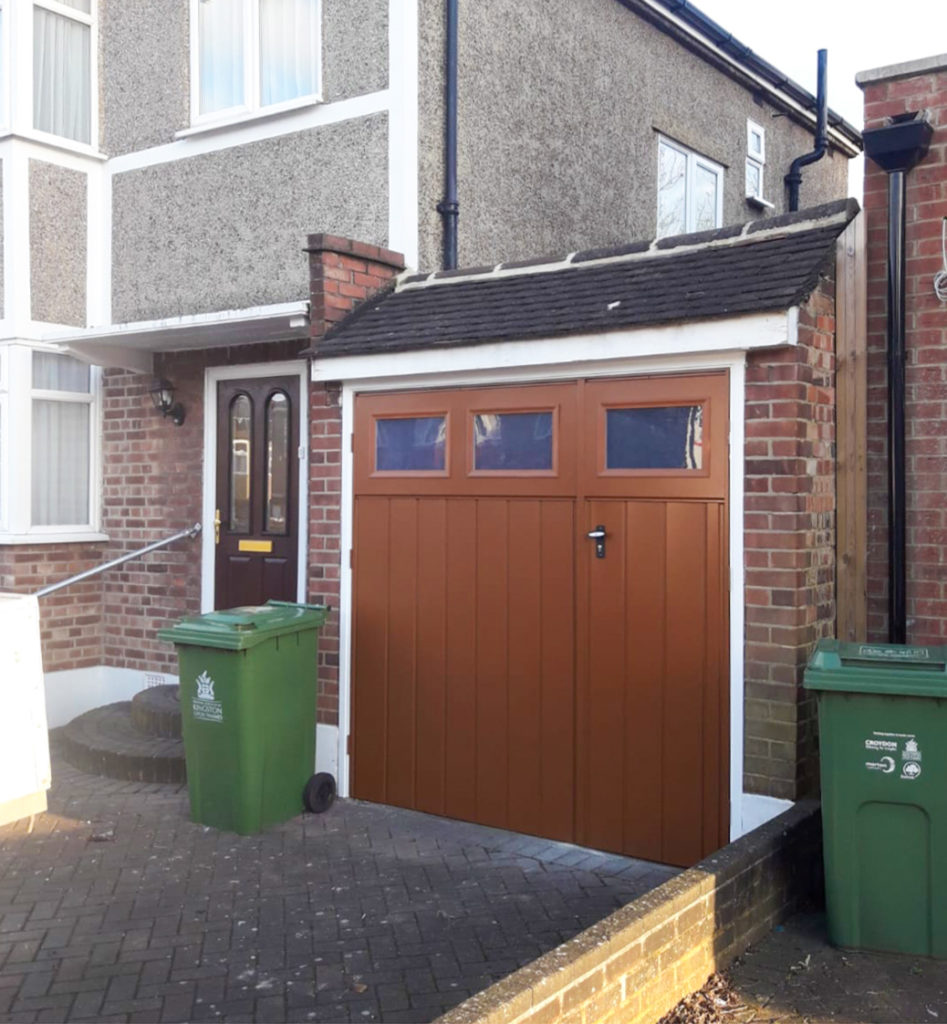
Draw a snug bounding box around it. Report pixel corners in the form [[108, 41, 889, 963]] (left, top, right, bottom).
[[55, 702, 186, 784], [131, 685, 182, 739]]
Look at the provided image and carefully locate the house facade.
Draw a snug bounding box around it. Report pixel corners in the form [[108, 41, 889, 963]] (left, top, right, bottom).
[[1, 0, 860, 861]]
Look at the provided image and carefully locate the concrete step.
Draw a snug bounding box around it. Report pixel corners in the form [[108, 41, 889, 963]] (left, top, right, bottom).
[[54, 702, 186, 784], [131, 684, 182, 739]]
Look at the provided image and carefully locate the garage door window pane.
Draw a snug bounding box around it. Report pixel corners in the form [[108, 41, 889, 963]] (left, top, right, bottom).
[[473, 411, 553, 471], [376, 416, 446, 471], [606, 405, 703, 470]]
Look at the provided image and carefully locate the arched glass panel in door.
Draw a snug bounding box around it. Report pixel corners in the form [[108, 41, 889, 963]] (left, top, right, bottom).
[[229, 394, 251, 532], [265, 391, 290, 534]]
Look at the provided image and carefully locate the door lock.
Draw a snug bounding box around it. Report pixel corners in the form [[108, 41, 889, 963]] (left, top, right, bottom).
[[214, 508, 221, 545], [587, 525, 606, 559]]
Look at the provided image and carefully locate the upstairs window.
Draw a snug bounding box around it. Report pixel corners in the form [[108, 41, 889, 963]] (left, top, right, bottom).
[[195, 0, 321, 121], [745, 119, 772, 207], [33, 0, 93, 144], [656, 136, 723, 239]]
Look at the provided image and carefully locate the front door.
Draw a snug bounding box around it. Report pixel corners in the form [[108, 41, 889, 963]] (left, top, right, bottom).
[[350, 373, 729, 866], [214, 376, 300, 609]]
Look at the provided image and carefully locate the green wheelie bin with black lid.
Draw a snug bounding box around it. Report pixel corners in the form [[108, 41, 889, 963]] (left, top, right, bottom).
[[159, 600, 332, 834], [805, 639, 947, 957]]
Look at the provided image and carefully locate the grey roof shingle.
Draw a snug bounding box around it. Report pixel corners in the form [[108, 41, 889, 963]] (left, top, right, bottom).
[[310, 199, 858, 360]]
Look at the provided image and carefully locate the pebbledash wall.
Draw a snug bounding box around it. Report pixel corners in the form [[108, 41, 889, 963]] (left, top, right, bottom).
[[858, 55, 947, 644]]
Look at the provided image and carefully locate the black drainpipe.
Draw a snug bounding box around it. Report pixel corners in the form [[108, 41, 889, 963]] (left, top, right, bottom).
[[862, 112, 933, 644], [437, 0, 459, 270], [785, 49, 828, 212]]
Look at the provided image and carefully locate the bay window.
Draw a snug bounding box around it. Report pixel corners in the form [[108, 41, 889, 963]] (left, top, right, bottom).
[[194, 0, 322, 122], [31, 352, 93, 527], [0, 347, 100, 541]]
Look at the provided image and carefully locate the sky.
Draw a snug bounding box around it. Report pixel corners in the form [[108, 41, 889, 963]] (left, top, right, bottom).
[[688, 0, 942, 193]]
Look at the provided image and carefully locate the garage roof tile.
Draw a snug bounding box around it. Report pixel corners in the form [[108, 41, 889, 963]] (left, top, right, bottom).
[[308, 199, 859, 360]]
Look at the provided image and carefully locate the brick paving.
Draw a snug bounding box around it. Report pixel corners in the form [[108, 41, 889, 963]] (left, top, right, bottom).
[[0, 754, 677, 1023]]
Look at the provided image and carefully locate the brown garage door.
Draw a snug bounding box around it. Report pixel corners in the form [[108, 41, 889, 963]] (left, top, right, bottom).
[[351, 373, 729, 866]]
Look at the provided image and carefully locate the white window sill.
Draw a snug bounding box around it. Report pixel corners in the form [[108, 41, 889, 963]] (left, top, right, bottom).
[[176, 95, 324, 140], [0, 129, 107, 162], [0, 531, 109, 546], [746, 194, 775, 210]]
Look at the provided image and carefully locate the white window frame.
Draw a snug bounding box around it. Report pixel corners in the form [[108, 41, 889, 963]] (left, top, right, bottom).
[[746, 119, 773, 208], [656, 136, 724, 239], [28, 0, 98, 153], [188, 0, 324, 131], [0, 344, 105, 544]]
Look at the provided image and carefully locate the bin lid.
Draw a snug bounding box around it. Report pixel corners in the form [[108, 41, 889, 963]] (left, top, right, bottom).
[[157, 600, 329, 651], [804, 638, 947, 698]]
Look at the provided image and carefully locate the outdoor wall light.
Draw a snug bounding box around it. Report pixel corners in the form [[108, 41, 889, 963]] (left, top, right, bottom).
[[149, 379, 186, 426]]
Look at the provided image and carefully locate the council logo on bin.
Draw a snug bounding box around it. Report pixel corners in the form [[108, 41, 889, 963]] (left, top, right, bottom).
[[193, 670, 223, 723], [196, 671, 215, 701]]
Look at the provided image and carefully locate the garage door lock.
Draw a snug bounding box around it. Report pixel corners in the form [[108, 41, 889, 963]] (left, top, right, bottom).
[[587, 525, 607, 559]]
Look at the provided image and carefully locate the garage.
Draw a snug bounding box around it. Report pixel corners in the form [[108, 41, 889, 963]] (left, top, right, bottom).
[[350, 373, 728, 867], [305, 200, 859, 866]]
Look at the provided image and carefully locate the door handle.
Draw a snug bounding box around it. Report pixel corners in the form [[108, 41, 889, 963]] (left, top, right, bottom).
[[214, 508, 221, 545], [587, 525, 606, 559]]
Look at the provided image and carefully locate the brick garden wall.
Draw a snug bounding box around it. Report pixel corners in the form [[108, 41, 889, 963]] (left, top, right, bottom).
[[743, 276, 838, 801], [437, 801, 822, 1024], [862, 62, 947, 643]]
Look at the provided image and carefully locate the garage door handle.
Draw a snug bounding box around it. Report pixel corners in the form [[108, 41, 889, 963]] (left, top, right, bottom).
[[587, 526, 606, 559]]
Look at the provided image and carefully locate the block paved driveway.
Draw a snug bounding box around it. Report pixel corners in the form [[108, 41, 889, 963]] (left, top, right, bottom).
[[0, 755, 677, 1023]]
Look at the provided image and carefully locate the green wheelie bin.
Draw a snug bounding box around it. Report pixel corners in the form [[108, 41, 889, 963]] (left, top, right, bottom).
[[159, 601, 332, 834], [804, 639, 947, 958]]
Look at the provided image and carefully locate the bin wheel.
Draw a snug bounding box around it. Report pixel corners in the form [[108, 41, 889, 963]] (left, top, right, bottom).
[[304, 772, 337, 814]]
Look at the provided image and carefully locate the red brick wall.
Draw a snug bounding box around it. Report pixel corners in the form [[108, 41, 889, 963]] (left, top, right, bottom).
[[304, 235, 404, 723], [99, 341, 303, 675], [743, 276, 838, 799], [862, 65, 947, 643], [308, 385, 342, 723]]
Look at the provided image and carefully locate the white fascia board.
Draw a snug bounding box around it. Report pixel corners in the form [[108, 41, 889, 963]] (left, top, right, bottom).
[[46, 302, 311, 369], [311, 310, 795, 385]]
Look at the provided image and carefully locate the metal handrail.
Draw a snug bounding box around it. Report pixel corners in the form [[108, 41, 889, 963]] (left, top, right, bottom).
[[35, 523, 202, 597]]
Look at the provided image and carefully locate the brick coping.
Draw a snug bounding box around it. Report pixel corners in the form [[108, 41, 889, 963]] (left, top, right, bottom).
[[435, 800, 821, 1024]]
